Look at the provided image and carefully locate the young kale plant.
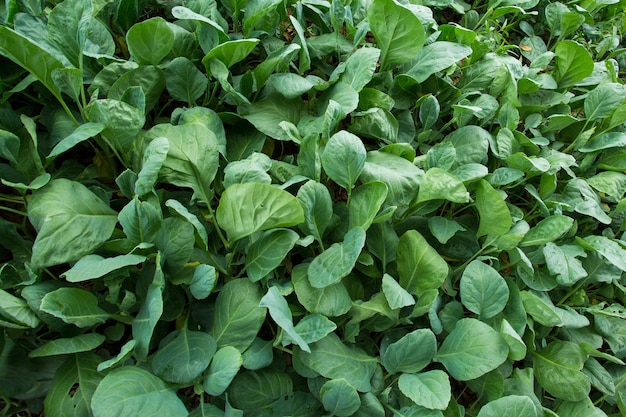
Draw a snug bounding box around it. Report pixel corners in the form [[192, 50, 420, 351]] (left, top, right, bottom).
[[0, 0, 626, 416]]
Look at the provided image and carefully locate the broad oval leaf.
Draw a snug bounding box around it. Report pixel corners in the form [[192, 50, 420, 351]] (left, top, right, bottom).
[[475, 179, 512, 237], [320, 379, 361, 417], [382, 274, 415, 310], [211, 279, 266, 352], [40, 288, 111, 328], [398, 370, 451, 410], [126, 17, 175, 65], [62, 254, 146, 283], [246, 229, 300, 282], [228, 369, 293, 411], [260, 286, 310, 352], [359, 151, 423, 206], [152, 328, 217, 384], [397, 230, 449, 295], [367, 0, 425, 69], [91, 367, 188, 417], [417, 167, 469, 204], [460, 260, 510, 319], [533, 341, 590, 401], [520, 215, 573, 246], [322, 130, 366, 191], [297, 181, 333, 245], [203, 346, 242, 396], [407, 41, 473, 83], [435, 318, 509, 381], [217, 183, 304, 242], [308, 227, 366, 288], [29, 333, 105, 358], [203, 39, 260, 69], [382, 328, 436, 374], [292, 264, 352, 317], [476, 395, 538, 417], [554, 40, 594, 88], [28, 179, 117, 269]]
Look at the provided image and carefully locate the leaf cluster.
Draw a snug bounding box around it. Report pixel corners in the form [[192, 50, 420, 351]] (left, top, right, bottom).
[[1, 0, 626, 416]]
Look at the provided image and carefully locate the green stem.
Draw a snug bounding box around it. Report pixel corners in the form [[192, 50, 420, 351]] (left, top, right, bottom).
[[452, 237, 499, 277], [0, 206, 28, 216], [205, 199, 230, 250], [557, 276, 590, 306]]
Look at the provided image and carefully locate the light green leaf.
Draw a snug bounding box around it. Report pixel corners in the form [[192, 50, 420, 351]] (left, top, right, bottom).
[[204, 346, 242, 396], [292, 264, 352, 317], [447, 126, 490, 165], [165, 199, 209, 251], [132, 256, 164, 360], [435, 318, 509, 381], [253, 43, 301, 88], [83, 99, 145, 155], [97, 340, 137, 372], [475, 179, 512, 237], [367, 0, 425, 69], [118, 197, 162, 244], [297, 333, 377, 392], [290, 314, 337, 344], [533, 341, 590, 401], [211, 279, 266, 352], [91, 367, 188, 417], [476, 395, 537, 417], [554, 40, 594, 88], [41, 288, 111, 328], [152, 328, 216, 384], [307, 227, 366, 288], [359, 151, 423, 206], [126, 17, 174, 65], [135, 136, 169, 197], [341, 47, 381, 92], [584, 83, 626, 122], [428, 216, 466, 245], [460, 260, 510, 319], [520, 291, 562, 327], [398, 370, 451, 410], [227, 371, 293, 413], [29, 334, 105, 358], [62, 254, 146, 283], [269, 73, 315, 99], [542, 243, 587, 286], [349, 182, 388, 231], [556, 397, 608, 417], [204, 39, 260, 69], [382, 329, 436, 374], [0, 289, 40, 328], [417, 167, 469, 204], [586, 171, 626, 200], [155, 217, 194, 273], [583, 235, 626, 272], [320, 379, 361, 417], [382, 274, 415, 310], [297, 181, 333, 245], [322, 130, 366, 191], [44, 353, 103, 417], [241, 338, 274, 371], [397, 230, 449, 295], [239, 94, 305, 141], [500, 319, 527, 361], [581, 132, 626, 152], [47, 123, 105, 162], [246, 229, 300, 282], [407, 41, 473, 83], [145, 123, 219, 201], [28, 179, 117, 269], [242, 0, 283, 37], [190, 264, 217, 300], [260, 286, 310, 352], [520, 215, 573, 246], [164, 57, 208, 105], [217, 182, 304, 242]]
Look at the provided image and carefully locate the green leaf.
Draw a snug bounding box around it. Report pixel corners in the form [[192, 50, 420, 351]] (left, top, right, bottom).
[[398, 370, 451, 410], [211, 279, 266, 352], [30, 334, 105, 358], [382, 329, 436, 374], [118, 197, 162, 244], [533, 341, 590, 401], [397, 230, 448, 295], [359, 151, 423, 206], [239, 94, 305, 141], [28, 179, 117, 269], [519, 291, 562, 327], [297, 181, 333, 245], [417, 167, 469, 204], [164, 57, 208, 105], [320, 379, 361, 417], [290, 314, 337, 344], [583, 235, 626, 272], [108, 66, 166, 113], [519, 215, 573, 246], [292, 264, 352, 317], [270, 73, 315, 99], [382, 274, 415, 310], [586, 171, 626, 200], [447, 126, 490, 165], [97, 340, 137, 372], [204, 39, 260, 68], [475, 179, 512, 237], [367, 0, 425, 69], [62, 254, 146, 283], [253, 43, 301, 89], [228, 369, 293, 411], [460, 260, 510, 319], [406, 41, 473, 83], [145, 123, 219, 201], [190, 264, 217, 300], [428, 217, 466, 245], [476, 395, 537, 417], [44, 353, 103, 417], [435, 318, 509, 381], [165, 199, 209, 251], [584, 83, 626, 122], [307, 227, 366, 288], [260, 286, 310, 352], [542, 243, 587, 286], [132, 256, 165, 360], [246, 229, 299, 282], [155, 217, 195, 273], [204, 346, 242, 396], [40, 288, 111, 328], [46, 123, 105, 162], [321, 130, 366, 192], [83, 99, 145, 155], [556, 397, 607, 417], [554, 40, 594, 88], [217, 182, 304, 242], [152, 328, 216, 384], [126, 17, 175, 65], [341, 47, 381, 92], [348, 182, 388, 231], [297, 333, 377, 392], [91, 367, 188, 417], [242, 0, 283, 37], [0, 289, 40, 328]]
